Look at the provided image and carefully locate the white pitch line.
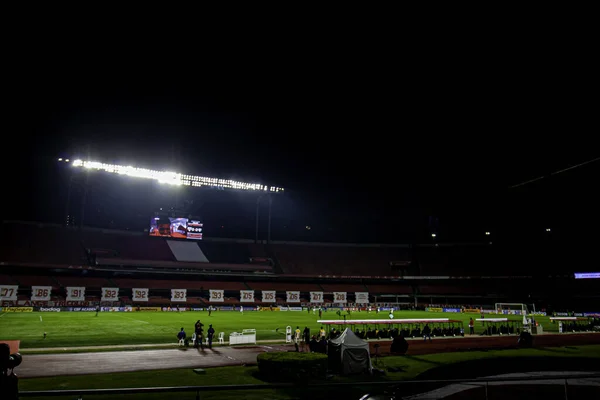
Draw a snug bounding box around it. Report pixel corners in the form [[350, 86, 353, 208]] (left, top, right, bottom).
[[0, 313, 6, 318], [39, 316, 43, 322]]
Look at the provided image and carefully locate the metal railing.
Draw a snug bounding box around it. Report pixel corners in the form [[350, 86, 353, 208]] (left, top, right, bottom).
[[19, 372, 600, 399]]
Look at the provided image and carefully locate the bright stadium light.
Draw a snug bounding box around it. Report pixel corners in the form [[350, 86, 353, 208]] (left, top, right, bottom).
[[431, 233, 436, 238], [485, 231, 491, 235], [69, 159, 284, 192]]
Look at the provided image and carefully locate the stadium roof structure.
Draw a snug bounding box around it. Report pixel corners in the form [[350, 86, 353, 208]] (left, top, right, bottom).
[[64, 158, 284, 193]]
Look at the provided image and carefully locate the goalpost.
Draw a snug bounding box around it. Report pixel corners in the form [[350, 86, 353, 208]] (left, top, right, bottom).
[[494, 303, 529, 316]]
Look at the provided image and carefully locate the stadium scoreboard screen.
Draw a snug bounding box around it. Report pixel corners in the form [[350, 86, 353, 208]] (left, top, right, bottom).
[[149, 217, 203, 240]]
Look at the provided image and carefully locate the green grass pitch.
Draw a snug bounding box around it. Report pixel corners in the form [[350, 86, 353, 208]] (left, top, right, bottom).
[[0, 310, 554, 349]]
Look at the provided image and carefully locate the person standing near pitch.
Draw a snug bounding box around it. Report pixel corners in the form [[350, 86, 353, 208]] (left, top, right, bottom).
[[95, 305, 100, 316]]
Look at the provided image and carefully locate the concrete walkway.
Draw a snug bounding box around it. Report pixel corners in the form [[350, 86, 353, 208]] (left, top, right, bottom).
[[18, 344, 294, 378]]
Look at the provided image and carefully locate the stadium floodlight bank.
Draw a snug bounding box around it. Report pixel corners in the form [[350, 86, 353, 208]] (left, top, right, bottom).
[[64, 159, 284, 193]]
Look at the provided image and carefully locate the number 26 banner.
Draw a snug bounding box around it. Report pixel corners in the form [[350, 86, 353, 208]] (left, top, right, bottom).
[[240, 290, 255, 302], [132, 288, 149, 302], [31, 286, 52, 301], [333, 292, 347, 303], [286, 291, 300, 303], [310, 291, 323, 303], [101, 287, 119, 302], [0, 285, 18, 301], [66, 287, 86, 301], [171, 289, 187, 302]]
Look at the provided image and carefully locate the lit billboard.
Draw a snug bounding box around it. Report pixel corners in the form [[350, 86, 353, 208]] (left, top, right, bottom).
[[149, 217, 203, 240]]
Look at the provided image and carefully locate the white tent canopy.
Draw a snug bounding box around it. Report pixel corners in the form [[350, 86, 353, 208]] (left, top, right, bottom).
[[328, 328, 372, 375]]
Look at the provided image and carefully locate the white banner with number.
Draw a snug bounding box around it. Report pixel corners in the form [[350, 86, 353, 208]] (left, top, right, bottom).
[[209, 289, 224, 302], [101, 287, 119, 302], [66, 287, 86, 301], [171, 289, 187, 302], [310, 291, 324, 303], [132, 288, 149, 302], [261, 290, 276, 303], [286, 291, 300, 303], [31, 286, 52, 301], [355, 292, 369, 303], [0, 285, 18, 301], [240, 290, 255, 302], [333, 292, 347, 303]]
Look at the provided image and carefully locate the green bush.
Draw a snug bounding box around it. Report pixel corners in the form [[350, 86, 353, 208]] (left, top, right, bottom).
[[257, 352, 328, 381]]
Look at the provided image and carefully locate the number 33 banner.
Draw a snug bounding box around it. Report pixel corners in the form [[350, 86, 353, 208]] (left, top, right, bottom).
[[31, 286, 52, 301], [132, 288, 149, 302], [101, 288, 119, 301], [66, 287, 86, 301], [171, 289, 187, 302]]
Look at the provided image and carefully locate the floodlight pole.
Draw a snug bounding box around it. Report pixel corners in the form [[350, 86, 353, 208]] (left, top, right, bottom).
[[255, 196, 261, 244]]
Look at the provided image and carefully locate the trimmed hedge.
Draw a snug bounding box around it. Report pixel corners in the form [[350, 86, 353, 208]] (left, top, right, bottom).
[[257, 352, 328, 381]]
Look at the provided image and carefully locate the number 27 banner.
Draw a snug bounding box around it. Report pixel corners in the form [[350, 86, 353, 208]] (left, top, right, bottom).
[[310, 291, 323, 303]]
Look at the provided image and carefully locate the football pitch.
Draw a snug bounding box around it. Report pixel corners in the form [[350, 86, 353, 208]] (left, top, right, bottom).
[[0, 310, 553, 349]]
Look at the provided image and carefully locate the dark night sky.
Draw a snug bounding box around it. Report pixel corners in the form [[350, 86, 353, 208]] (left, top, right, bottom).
[[4, 37, 599, 244]]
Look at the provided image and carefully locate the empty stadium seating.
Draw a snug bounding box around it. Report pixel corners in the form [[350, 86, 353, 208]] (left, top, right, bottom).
[[199, 242, 251, 264], [12, 275, 57, 287], [245, 282, 321, 291], [319, 283, 368, 292], [366, 284, 413, 294], [271, 244, 410, 276], [55, 276, 113, 288], [0, 274, 17, 285]]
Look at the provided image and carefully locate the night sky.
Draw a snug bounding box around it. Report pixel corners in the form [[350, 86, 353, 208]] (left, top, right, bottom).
[[5, 55, 599, 244]]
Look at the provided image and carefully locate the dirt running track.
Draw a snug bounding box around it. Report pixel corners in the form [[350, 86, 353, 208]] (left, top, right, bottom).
[[17, 333, 600, 378]]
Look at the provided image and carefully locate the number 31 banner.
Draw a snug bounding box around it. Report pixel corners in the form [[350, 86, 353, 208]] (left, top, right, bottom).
[[210, 289, 224, 302], [132, 288, 149, 302], [31, 286, 52, 301], [0, 285, 18, 301], [333, 292, 347, 303], [310, 291, 323, 303], [66, 287, 86, 301], [240, 290, 255, 302], [171, 289, 187, 302], [101, 287, 119, 302], [286, 291, 300, 303]]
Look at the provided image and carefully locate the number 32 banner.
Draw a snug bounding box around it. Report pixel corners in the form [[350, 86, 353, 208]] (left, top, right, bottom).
[[171, 289, 187, 302], [101, 287, 119, 301], [0, 285, 18, 301], [240, 290, 255, 302], [333, 292, 347, 303], [286, 291, 300, 303], [32, 286, 52, 301], [132, 288, 149, 302], [66, 287, 86, 301], [210, 289, 224, 302], [310, 291, 323, 303]]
